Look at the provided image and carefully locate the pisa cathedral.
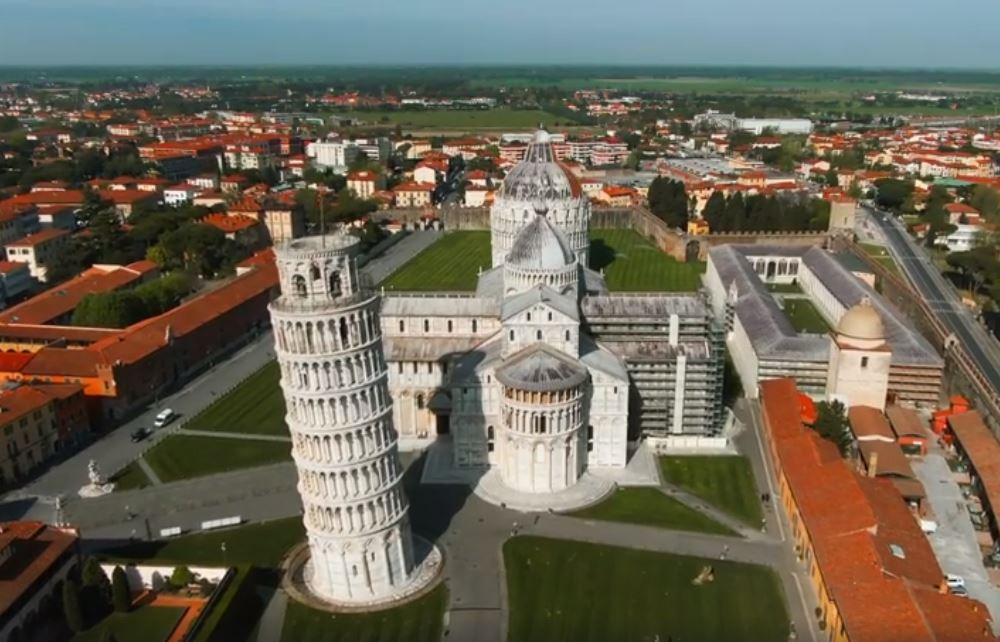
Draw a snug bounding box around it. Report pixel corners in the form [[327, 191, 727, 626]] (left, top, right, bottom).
[[382, 130, 726, 489]]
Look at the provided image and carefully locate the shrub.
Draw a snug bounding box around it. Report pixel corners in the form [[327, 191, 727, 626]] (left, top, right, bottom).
[[62, 579, 84, 633], [170, 565, 195, 589], [112, 566, 131, 612]]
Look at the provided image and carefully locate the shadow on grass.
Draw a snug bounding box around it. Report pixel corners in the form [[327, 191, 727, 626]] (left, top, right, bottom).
[[588, 238, 617, 272]]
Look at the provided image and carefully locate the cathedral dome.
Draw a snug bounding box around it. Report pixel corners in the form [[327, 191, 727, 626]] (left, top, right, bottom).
[[836, 297, 885, 342], [496, 344, 588, 392], [498, 129, 581, 201], [506, 210, 576, 271]]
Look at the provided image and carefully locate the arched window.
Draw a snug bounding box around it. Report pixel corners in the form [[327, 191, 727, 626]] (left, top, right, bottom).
[[527, 312, 531, 321], [329, 271, 342, 297], [487, 425, 495, 452], [339, 318, 349, 346], [536, 330, 542, 341], [424, 319, 430, 332], [447, 320, 453, 333], [292, 274, 307, 297], [417, 394, 425, 410], [587, 425, 594, 452], [509, 330, 514, 342], [472, 319, 478, 333], [310, 263, 321, 280], [565, 330, 571, 341]]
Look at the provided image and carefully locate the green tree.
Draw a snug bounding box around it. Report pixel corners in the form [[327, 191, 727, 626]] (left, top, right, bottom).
[[874, 178, 914, 211], [646, 177, 689, 229], [970, 185, 1000, 221], [81, 557, 112, 622], [701, 191, 726, 232], [170, 566, 195, 589], [813, 400, 853, 457], [63, 578, 85, 633], [111, 566, 131, 613]]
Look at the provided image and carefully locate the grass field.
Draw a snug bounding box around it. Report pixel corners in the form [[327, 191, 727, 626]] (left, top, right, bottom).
[[111, 464, 152, 491], [143, 434, 290, 483], [380, 231, 491, 291], [766, 281, 803, 294], [281, 584, 447, 642], [659, 456, 763, 527], [782, 298, 830, 334], [346, 109, 569, 129], [382, 228, 704, 292], [570, 488, 735, 535], [590, 228, 705, 291], [73, 605, 185, 642], [185, 361, 287, 436], [106, 516, 305, 568], [859, 242, 901, 276], [504, 536, 789, 642]]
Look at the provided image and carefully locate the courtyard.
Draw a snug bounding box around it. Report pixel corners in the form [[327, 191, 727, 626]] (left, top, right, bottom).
[[379, 228, 705, 293], [781, 298, 830, 334]]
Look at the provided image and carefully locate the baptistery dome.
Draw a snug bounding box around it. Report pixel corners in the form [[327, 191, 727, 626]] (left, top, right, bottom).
[[491, 129, 590, 268]]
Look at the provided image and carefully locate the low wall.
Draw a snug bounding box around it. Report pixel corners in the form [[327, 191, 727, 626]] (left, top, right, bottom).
[[646, 435, 734, 454], [99, 562, 229, 591]]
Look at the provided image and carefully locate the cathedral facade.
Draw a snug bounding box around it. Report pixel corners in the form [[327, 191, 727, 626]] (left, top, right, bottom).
[[383, 130, 725, 496]]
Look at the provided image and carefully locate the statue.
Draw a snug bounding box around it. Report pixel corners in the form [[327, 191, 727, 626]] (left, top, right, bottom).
[[79, 459, 115, 498]]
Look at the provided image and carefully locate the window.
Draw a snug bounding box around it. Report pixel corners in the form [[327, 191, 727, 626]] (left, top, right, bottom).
[[399, 320, 405, 332], [861, 356, 869, 369], [427, 363, 433, 374], [536, 330, 542, 341], [565, 330, 570, 341], [587, 425, 594, 452], [548, 312, 553, 321], [447, 320, 453, 333], [423, 319, 430, 332], [292, 274, 307, 297], [417, 394, 425, 410], [472, 319, 478, 333], [509, 330, 515, 341], [526, 312, 531, 321], [397, 362, 403, 374], [412, 363, 418, 374], [310, 263, 321, 280], [487, 425, 495, 452]]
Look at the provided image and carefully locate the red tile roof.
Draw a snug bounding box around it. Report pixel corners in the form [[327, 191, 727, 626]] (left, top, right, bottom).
[[5, 228, 69, 248], [0, 522, 78, 617]]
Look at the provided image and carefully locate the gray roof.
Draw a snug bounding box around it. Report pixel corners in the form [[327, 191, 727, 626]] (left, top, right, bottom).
[[506, 213, 575, 270], [450, 335, 505, 384], [384, 336, 484, 362], [605, 339, 712, 361], [501, 285, 579, 322], [581, 294, 708, 320], [579, 335, 636, 381], [709, 244, 942, 367], [496, 343, 589, 391], [382, 295, 500, 317]]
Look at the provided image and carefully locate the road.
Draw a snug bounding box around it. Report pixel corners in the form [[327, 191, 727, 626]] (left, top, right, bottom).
[[866, 206, 1000, 393]]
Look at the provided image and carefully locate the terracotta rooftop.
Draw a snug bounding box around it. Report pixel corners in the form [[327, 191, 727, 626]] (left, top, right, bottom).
[[949, 411, 1000, 520], [0, 522, 77, 618], [5, 228, 69, 248], [849, 405, 897, 442]]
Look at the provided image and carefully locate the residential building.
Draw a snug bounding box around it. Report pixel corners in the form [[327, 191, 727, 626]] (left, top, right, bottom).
[[393, 182, 434, 208], [0, 383, 89, 486], [0, 262, 33, 306], [163, 184, 202, 206], [346, 170, 378, 199], [4, 229, 71, 283]]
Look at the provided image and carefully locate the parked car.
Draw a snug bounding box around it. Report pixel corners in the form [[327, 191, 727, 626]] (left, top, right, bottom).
[[919, 519, 938, 534], [950, 585, 969, 598], [946, 574, 966, 589], [130, 427, 151, 442], [153, 408, 176, 428]]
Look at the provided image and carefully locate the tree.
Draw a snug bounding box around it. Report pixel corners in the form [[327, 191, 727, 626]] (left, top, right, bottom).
[[170, 566, 195, 590], [111, 566, 131, 613], [63, 579, 85, 633], [813, 400, 853, 457], [646, 177, 689, 229], [874, 178, 914, 211], [701, 191, 726, 232], [81, 557, 112, 622], [970, 185, 1000, 221], [100, 631, 120, 642]]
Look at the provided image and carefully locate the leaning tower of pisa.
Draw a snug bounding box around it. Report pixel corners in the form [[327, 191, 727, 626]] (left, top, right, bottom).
[[269, 234, 435, 606]]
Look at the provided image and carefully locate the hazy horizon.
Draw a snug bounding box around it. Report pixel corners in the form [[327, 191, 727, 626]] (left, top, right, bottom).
[[2, 0, 1000, 69]]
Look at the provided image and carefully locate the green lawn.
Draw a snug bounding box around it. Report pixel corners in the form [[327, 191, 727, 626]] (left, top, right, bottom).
[[73, 605, 185, 642], [348, 108, 570, 129], [570, 488, 735, 536], [659, 456, 764, 527], [281, 584, 447, 642], [590, 228, 705, 291], [143, 434, 290, 483], [381, 231, 491, 291], [859, 242, 901, 276], [112, 463, 152, 491], [106, 517, 305, 568], [185, 361, 288, 436], [505, 536, 789, 642], [782, 298, 830, 334], [382, 228, 704, 292]]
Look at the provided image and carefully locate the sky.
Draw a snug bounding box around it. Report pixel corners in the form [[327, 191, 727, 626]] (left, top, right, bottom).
[[2, 0, 999, 68]]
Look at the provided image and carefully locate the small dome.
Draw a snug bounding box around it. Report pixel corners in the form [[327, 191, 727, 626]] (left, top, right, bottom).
[[498, 129, 581, 200], [836, 297, 886, 341], [497, 344, 588, 392], [506, 214, 575, 270]]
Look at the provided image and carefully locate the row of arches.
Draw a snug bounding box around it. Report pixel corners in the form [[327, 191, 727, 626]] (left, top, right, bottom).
[[281, 349, 384, 392], [275, 308, 379, 356], [287, 385, 389, 430], [291, 418, 394, 463], [502, 402, 583, 436], [751, 257, 800, 280], [299, 457, 400, 502], [305, 489, 405, 535]]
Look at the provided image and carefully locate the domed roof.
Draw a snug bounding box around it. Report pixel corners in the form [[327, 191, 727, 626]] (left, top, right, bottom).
[[836, 297, 886, 341], [498, 129, 581, 201], [496, 343, 588, 392], [506, 209, 575, 270]]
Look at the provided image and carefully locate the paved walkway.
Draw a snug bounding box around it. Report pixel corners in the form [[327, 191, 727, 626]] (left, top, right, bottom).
[[255, 586, 288, 642], [657, 483, 766, 541]]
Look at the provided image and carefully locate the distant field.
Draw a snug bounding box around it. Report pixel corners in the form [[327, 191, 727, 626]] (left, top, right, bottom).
[[380, 231, 491, 291], [345, 109, 571, 128]]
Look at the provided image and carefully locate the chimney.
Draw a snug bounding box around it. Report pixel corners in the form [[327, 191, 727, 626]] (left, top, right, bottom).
[[868, 451, 879, 478]]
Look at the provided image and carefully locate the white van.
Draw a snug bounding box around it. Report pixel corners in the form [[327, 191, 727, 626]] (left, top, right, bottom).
[[153, 408, 176, 428]]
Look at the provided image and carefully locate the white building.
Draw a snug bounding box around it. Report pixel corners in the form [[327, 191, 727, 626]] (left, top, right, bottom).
[[381, 131, 725, 506], [309, 141, 359, 172], [935, 224, 983, 253], [163, 184, 202, 206], [268, 236, 431, 605], [694, 110, 813, 135]]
